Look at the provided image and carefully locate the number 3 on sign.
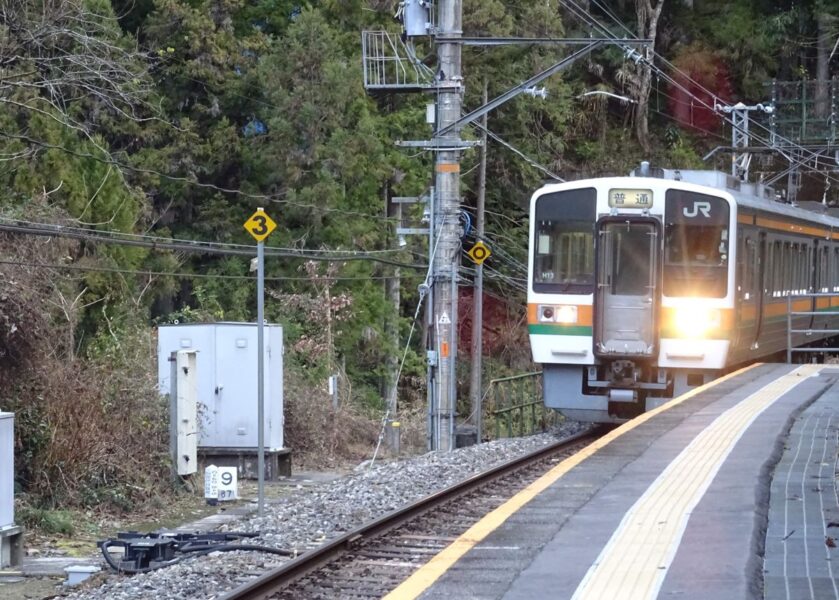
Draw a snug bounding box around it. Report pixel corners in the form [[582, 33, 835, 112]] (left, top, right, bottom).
[[244, 208, 277, 242]]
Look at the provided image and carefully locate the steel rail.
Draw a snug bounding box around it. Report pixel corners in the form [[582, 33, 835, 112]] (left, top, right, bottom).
[[220, 427, 602, 600]]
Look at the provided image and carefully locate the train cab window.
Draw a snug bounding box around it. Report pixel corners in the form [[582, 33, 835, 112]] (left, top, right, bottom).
[[663, 191, 730, 298], [533, 188, 596, 294]]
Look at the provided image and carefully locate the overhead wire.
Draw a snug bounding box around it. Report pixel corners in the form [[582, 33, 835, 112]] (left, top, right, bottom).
[[370, 231, 443, 467], [561, 0, 839, 190], [0, 259, 401, 282], [470, 122, 564, 181], [0, 218, 428, 270], [0, 217, 405, 256]]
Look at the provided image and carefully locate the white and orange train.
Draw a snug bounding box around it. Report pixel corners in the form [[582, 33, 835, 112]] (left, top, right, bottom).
[[528, 167, 839, 422]]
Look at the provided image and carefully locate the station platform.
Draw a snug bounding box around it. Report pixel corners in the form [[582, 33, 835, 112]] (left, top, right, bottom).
[[386, 363, 839, 600]]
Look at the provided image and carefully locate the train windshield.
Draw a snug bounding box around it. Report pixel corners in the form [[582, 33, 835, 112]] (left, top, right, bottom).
[[664, 190, 730, 298], [533, 188, 596, 294]]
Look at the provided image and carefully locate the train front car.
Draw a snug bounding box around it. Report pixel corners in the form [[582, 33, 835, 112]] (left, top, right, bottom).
[[528, 176, 736, 423]]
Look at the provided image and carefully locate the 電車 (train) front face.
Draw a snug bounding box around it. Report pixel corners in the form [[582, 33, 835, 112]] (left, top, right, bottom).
[[528, 177, 736, 422]]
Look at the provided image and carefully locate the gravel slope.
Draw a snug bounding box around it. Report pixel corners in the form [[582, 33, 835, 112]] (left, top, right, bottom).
[[65, 421, 591, 600]]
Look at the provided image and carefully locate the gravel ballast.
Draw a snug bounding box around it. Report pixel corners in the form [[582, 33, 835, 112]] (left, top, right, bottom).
[[65, 421, 591, 600]]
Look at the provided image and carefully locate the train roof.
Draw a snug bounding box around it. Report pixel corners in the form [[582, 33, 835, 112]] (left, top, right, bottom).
[[630, 168, 839, 230]]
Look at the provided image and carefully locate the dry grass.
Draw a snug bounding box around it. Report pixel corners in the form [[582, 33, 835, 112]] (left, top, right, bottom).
[[283, 369, 380, 467], [7, 324, 170, 511]]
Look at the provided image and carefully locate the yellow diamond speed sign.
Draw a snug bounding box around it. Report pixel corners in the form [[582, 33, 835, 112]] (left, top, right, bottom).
[[243, 208, 277, 242], [467, 241, 491, 265]]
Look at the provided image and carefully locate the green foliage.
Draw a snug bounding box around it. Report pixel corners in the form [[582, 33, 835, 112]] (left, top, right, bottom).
[[2, 0, 834, 509], [17, 507, 76, 536]]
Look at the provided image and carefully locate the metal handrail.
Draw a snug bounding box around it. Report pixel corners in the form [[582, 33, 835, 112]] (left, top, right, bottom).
[[786, 293, 839, 362], [486, 371, 557, 439]]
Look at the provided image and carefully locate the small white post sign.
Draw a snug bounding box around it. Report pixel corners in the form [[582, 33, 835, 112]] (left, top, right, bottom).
[[217, 467, 238, 501], [204, 465, 219, 504]]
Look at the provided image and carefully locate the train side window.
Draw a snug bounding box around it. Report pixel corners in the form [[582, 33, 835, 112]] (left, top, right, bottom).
[[835, 247, 839, 292], [773, 240, 782, 296], [834, 247, 839, 292], [790, 244, 795, 295], [827, 247, 839, 292], [799, 245, 804, 293], [783, 242, 792, 296], [787, 243, 794, 296], [800, 245, 806, 293], [767, 241, 774, 296]]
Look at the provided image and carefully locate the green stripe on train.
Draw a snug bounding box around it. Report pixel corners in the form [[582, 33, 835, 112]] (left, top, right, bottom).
[[528, 324, 593, 336]]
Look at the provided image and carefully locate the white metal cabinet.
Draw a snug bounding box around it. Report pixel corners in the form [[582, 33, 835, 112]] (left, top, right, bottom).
[[0, 413, 13, 529], [157, 323, 284, 451]]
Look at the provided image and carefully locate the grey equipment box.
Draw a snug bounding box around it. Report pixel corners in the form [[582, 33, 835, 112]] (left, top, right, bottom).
[[0, 412, 22, 568], [157, 323, 285, 450]]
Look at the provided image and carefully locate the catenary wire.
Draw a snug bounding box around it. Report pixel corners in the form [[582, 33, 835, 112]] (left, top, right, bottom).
[[0, 259, 408, 282], [561, 0, 839, 189], [0, 219, 427, 270]]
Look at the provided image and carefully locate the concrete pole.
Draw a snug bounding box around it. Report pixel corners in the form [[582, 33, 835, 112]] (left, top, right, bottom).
[[469, 80, 488, 444], [385, 183, 401, 452], [432, 0, 462, 452]]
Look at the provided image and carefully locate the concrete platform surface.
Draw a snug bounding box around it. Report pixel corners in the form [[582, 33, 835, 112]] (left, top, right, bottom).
[[382, 363, 839, 600]]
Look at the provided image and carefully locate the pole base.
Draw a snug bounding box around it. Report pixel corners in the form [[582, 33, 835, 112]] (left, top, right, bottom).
[[455, 425, 478, 448]]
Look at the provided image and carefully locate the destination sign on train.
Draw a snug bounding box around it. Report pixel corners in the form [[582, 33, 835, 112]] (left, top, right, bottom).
[[608, 189, 653, 209]]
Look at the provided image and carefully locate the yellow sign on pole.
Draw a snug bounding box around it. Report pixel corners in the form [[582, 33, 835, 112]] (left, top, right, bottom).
[[467, 240, 491, 265], [243, 208, 277, 242]]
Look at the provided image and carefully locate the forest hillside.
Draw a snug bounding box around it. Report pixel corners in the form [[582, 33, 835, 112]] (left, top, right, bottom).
[[1, 0, 837, 514]]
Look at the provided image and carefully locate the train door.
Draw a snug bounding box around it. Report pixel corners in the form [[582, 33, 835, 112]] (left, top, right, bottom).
[[594, 218, 659, 357], [811, 241, 820, 331], [734, 233, 753, 351], [754, 232, 768, 345]]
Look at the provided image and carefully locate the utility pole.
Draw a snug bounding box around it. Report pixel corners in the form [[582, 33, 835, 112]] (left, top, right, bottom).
[[469, 80, 488, 443], [431, 0, 463, 452], [384, 182, 402, 453], [362, 5, 650, 452]]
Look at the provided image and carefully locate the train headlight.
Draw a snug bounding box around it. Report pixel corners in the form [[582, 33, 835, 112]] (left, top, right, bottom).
[[555, 305, 578, 324], [538, 305, 577, 324], [673, 307, 721, 338]]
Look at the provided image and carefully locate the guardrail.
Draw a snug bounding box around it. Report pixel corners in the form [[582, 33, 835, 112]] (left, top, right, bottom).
[[487, 372, 558, 439], [786, 293, 839, 362]]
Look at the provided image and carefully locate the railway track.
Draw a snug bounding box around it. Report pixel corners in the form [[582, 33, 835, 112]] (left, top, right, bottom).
[[220, 427, 604, 600]]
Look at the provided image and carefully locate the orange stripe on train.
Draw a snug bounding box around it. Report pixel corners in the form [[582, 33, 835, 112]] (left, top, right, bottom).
[[527, 303, 593, 326]]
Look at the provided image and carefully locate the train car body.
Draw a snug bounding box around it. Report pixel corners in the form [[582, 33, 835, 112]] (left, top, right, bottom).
[[528, 168, 839, 422]]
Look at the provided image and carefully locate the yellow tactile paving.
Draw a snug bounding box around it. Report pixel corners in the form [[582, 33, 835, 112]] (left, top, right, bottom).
[[571, 363, 824, 600], [383, 364, 760, 600]]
